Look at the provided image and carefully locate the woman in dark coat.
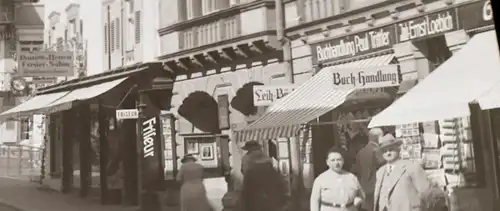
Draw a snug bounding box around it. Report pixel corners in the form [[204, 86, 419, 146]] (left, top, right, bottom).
[[177, 154, 214, 211], [241, 159, 288, 211]]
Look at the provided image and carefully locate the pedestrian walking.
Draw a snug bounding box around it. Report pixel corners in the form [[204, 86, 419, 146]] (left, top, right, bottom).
[[177, 154, 214, 211], [240, 157, 288, 211], [310, 147, 365, 211], [374, 134, 431, 211], [240, 140, 271, 174], [352, 128, 386, 211]]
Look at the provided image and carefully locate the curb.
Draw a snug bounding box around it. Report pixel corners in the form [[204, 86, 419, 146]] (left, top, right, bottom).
[[0, 199, 25, 211]]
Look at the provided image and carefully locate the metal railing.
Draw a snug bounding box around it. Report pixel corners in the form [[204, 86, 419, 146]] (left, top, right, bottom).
[[0, 144, 43, 181]]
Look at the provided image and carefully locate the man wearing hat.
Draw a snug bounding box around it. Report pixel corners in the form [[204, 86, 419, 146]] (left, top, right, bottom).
[[373, 134, 430, 211], [241, 140, 271, 175]]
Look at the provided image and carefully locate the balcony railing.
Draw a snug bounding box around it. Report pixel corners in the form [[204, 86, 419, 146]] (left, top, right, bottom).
[[303, 0, 349, 22], [179, 14, 241, 50]]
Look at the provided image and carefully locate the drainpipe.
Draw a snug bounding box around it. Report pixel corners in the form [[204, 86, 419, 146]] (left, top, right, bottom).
[[107, 5, 112, 70], [275, 1, 302, 211]]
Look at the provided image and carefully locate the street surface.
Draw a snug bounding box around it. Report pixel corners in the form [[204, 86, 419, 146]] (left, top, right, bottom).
[[0, 177, 225, 211]]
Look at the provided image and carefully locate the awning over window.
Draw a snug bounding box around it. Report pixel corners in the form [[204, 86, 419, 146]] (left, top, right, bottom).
[[369, 30, 500, 128], [0, 91, 69, 121], [234, 53, 396, 142], [46, 77, 129, 114]]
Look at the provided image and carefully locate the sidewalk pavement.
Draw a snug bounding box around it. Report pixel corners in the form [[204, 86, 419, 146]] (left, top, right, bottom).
[[0, 177, 138, 211], [0, 177, 226, 211]]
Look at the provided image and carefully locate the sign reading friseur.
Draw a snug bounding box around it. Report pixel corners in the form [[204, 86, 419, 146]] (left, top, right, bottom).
[[17, 51, 74, 77], [310, 0, 492, 65], [253, 85, 298, 106], [332, 65, 400, 89]]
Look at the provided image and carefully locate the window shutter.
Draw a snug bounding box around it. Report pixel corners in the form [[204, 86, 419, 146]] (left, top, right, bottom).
[[217, 0, 230, 10], [135, 11, 141, 44], [192, 0, 202, 18], [104, 23, 108, 54], [110, 21, 115, 52], [116, 18, 120, 50], [178, 0, 187, 21]]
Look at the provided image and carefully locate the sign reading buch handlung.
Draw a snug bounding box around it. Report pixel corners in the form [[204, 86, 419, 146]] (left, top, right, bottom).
[[332, 65, 400, 89]]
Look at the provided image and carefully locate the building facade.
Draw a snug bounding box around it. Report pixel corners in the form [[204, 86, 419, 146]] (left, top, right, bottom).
[[158, 0, 494, 209], [0, 0, 44, 145], [101, 0, 160, 70]]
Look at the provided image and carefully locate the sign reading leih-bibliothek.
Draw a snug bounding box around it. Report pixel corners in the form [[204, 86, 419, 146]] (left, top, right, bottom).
[[253, 85, 297, 106], [17, 51, 74, 77]]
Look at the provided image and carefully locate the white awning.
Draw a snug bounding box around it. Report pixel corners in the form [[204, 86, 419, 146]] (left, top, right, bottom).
[[0, 91, 69, 121], [369, 30, 500, 128], [234, 53, 397, 142], [46, 77, 129, 113]]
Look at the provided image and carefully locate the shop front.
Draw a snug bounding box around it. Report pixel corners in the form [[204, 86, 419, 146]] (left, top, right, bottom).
[[0, 62, 174, 210], [368, 28, 499, 210], [234, 0, 495, 209]]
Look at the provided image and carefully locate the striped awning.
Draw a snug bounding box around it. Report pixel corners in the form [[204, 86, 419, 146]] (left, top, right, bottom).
[[234, 53, 396, 142]]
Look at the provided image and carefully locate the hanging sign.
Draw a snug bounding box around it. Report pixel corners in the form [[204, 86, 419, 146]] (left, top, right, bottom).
[[332, 65, 400, 89], [116, 109, 139, 120], [253, 84, 298, 106]]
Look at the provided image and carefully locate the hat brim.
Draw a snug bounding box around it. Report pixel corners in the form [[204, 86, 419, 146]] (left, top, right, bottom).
[[181, 156, 197, 163], [242, 144, 261, 150], [378, 140, 403, 151]]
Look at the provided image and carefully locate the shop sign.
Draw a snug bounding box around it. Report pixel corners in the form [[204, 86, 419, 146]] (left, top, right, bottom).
[[396, 9, 457, 42], [142, 117, 158, 158], [458, 0, 494, 31], [17, 51, 74, 77], [311, 25, 396, 64], [332, 65, 400, 89], [116, 109, 139, 120], [140, 115, 164, 191], [253, 84, 298, 106]]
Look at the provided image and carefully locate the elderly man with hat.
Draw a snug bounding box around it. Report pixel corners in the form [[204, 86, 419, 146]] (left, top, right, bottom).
[[240, 140, 272, 175], [373, 134, 431, 211]]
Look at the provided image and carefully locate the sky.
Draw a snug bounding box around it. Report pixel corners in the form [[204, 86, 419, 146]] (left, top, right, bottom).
[[40, 0, 104, 76]]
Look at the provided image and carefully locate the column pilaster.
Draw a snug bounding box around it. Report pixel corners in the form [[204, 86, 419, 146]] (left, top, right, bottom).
[[445, 30, 470, 54]]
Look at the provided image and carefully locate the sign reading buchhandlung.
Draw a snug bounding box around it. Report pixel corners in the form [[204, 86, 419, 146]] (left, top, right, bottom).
[[253, 85, 298, 106], [17, 51, 74, 77], [332, 65, 400, 89]]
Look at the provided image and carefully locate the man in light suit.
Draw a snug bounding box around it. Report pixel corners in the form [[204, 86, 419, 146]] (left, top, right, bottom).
[[374, 134, 431, 211], [353, 128, 386, 211]]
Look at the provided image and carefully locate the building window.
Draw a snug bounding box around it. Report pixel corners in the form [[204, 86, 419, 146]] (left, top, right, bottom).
[[104, 23, 108, 54], [116, 18, 120, 50], [217, 94, 230, 130], [110, 20, 115, 52], [80, 20, 83, 37], [135, 11, 141, 44], [64, 29, 68, 41], [127, 18, 134, 51], [20, 118, 31, 140]]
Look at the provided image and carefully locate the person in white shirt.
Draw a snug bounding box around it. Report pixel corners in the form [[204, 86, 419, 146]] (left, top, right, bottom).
[[310, 147, 365, 211]]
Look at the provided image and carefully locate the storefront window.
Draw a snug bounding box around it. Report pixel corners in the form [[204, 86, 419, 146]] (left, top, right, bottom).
[[89, 112, 101, 188]]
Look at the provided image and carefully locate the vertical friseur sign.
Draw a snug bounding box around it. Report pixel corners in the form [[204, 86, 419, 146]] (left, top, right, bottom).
[[140, 115, 163, 190]]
